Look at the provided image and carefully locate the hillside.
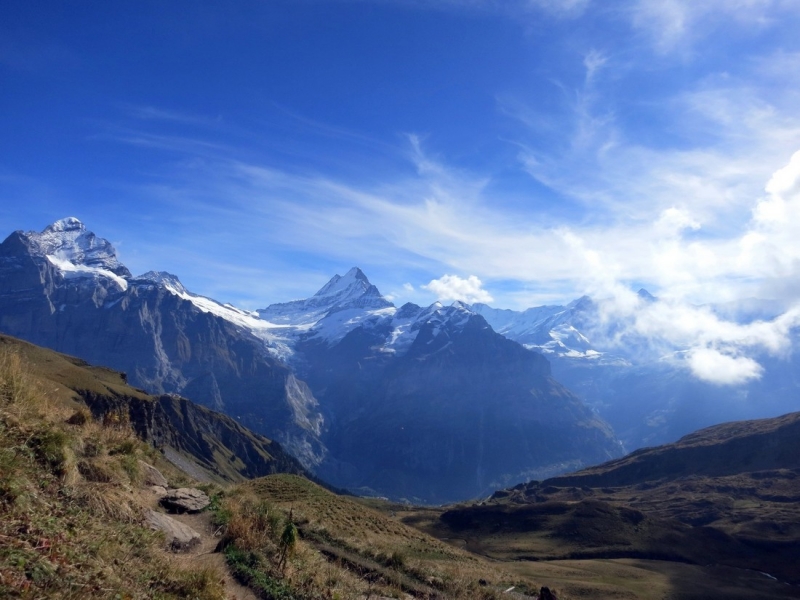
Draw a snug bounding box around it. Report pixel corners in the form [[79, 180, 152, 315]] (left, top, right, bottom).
[[0, 334, 561, 599], [0, 338, 229, 598], [0, 334, 310, 484], [392, 412, 800, 599]]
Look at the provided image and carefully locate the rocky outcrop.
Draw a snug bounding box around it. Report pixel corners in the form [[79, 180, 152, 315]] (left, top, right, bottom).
[[145, 509, 202, 551], [139, 460, 168, 487], [159, 488, 210, 514]]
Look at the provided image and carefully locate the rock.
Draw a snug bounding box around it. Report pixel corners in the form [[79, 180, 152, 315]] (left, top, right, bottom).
[[66, 409, 90, 426], [145, 509, 201, 552], [159, 487, 210, 513], [539, 586, 558, 600], [149, 485, 168, 497], [138, 460, 168, 487]]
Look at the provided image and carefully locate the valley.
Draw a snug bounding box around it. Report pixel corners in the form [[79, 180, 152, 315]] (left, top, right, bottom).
[[2, 330, 800, 597]]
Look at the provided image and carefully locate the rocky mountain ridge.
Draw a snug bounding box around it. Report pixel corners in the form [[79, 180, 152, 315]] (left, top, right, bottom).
[[472, 290, 800, 455], [0, 218, 623, 502], [0, 333, 310, 484], [0, 219, 326, 468]]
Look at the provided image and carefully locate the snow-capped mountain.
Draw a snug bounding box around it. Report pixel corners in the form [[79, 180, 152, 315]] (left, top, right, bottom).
[[294, 295, 621, 503], [258, 267, 392, 326], [471, 290, 800, 453], [0, 218, 325, 467], [0, 218, 623, 503], [24, 217, 131, 289], [472, 295, 599, 358]]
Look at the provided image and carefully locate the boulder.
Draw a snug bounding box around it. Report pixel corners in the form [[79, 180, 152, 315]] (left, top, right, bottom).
[[159, 487, 210, 513], [539, 587, 558, 600], [149, 485, 168, 497], [145, 510, 201, 552], [138, 460, 169, 487]]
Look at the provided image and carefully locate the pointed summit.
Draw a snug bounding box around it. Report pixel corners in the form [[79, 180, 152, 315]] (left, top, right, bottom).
[[136, 271, 188, 295], [314, 267, 371, 297], [258, 267, 392, 326], [637, 288, 657, 303]]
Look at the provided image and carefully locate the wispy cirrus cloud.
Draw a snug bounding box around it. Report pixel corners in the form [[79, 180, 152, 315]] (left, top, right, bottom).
[[357, 0, 590, 19], [58, 0, 800, 387], [627, 0, 800, 54]]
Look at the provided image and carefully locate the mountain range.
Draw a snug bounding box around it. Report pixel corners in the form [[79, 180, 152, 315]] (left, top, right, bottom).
[[473, 289, 800, 452], [3, 327, 798, 598], [0, 218, 624, 503]]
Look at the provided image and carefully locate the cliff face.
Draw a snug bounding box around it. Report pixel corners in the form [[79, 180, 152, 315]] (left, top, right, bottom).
[[303, 312, 621, 503], [0, 228, 325, 469], [0, 333, 311, 484]]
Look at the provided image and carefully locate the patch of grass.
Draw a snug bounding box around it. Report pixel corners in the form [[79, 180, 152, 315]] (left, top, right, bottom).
[[224, 545, 299, 600], [0, 346, 226, 599], [213, 474, 539, 599]]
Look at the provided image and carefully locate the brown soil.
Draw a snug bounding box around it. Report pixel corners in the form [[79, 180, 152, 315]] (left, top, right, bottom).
[[168, 511, 258, 600], [140, 486, 256, 600]]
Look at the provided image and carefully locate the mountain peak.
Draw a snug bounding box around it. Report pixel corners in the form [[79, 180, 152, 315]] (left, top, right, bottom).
[[258, 267, 391, 326], [314, 267, 371, 297], [345, 266, 369, 282], [25, 218, 131, 279], [137, 271, 187, 294], [637, 288, 656, 302], [43, 217, 85, 233]]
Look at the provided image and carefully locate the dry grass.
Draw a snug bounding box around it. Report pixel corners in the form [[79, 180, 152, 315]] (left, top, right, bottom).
[[0, 347, 226, 599], [212, 474, 540, 599]]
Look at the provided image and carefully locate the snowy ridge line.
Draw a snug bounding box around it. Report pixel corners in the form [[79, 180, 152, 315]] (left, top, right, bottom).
[[24, 218, 624, 364]]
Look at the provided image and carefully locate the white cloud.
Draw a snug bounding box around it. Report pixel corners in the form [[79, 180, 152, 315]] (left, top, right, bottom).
[[686, 347, 764, 385], [423, 274, 493, 303]]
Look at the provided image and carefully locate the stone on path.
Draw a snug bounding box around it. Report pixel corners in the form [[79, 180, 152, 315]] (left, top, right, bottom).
[[145, 509, 202, 552], [159, 487, 211, 513], [139, 460, 169, 487]]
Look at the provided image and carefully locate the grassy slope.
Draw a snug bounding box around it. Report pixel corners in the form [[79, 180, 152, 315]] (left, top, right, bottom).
[[383, 414, 800, 599], [0, 344, 224, 599], [212, 474, 546, 599], [0, 334, 307, 484]]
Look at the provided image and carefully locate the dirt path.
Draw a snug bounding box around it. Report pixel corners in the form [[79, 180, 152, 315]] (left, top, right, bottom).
[[140, 485, 257, 600], [169, 510, 259, 600]]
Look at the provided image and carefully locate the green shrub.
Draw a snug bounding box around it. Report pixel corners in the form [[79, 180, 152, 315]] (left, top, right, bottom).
[[30, 427, 69, 475], [225, 545, 298, 600]]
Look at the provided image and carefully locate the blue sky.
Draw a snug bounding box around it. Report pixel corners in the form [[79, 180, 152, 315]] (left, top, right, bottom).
[[3, 0, 800, 315]]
